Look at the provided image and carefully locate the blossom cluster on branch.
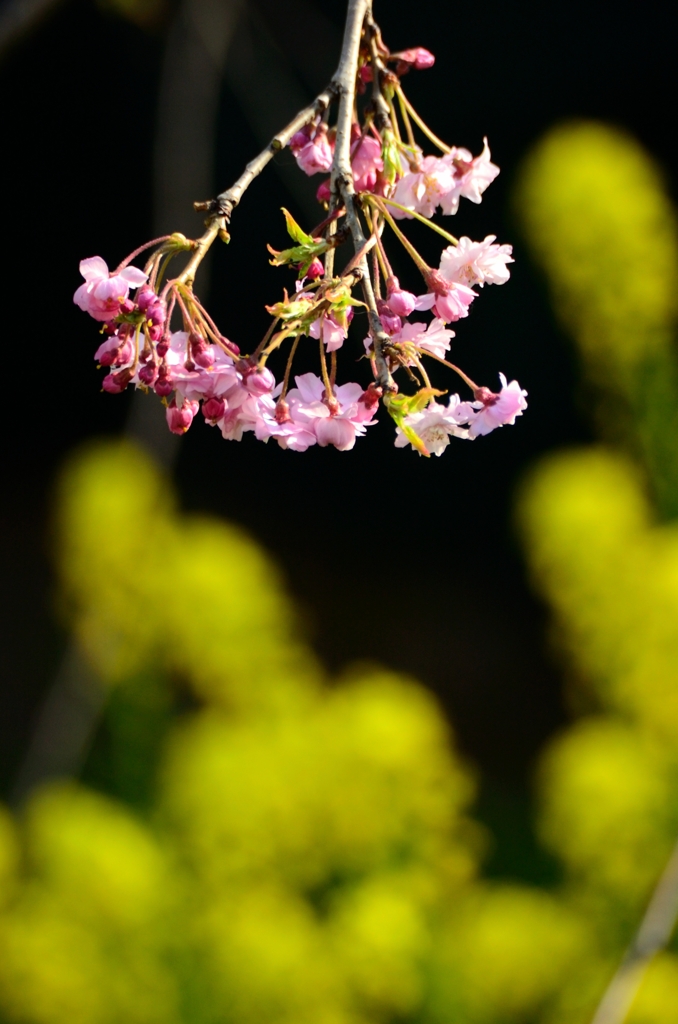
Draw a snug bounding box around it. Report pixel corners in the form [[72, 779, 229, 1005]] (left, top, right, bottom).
[[74, 3, 526, 457]]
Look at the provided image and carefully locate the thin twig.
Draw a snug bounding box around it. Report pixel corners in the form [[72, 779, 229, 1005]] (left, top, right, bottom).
[[202, 86, 337, 221], [330, 0, 394, 390], [590, 837, 678, 1024]]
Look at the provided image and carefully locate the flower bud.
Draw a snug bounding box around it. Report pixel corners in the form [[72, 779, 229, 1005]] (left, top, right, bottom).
[[136, 285, 157, 311], [386, 276, 417, 316], [166, 398, 199, 435], [395, 47, 435, 74], [202, 396, 225, 422], [289, 125, 312, 154], [156, 338, 169, 358], [119, 298, 135, 314], [247, 368, 275, 396], [102, 368, 133, 394], [306, 258, 324, 280], [190, 335, 215, 369], [148, 323, 163, 342], [377, 299, 402, 336], [138, 362, 158, 386], [316, 179, 331, 204], [155, 366, 174, 397], [147, 301, 166, 326]]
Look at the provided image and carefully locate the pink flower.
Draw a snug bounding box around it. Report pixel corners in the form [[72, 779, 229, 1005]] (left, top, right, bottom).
[[439, 139, 500, 215], [74, 257, 147, 321], [166, 397, 199, 435], [439, 236, 513, 287], [467, 374, 528, 437], [394, 397, 471, 456], [290, 124, 333, 175], [391, 318, 455, 359], [167, 332, 238, 402], [309, 313, 348, 352], [218, 389, 264, 442], [254, 396, 317, 451], [414, 281, 477, 322], [285, 373, 376, 451], [390, 155, 455, 219], [351, 136, 383, 193]]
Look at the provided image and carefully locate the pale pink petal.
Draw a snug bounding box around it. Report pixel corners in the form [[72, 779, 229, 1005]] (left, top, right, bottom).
[[119, 265, 148, 287], [79, 256, 109, 281]]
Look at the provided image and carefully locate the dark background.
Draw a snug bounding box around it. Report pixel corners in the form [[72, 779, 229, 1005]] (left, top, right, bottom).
[[1, 0, 676, 876]]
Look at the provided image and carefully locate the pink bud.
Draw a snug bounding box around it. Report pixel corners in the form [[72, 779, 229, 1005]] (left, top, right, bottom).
[[239, 360, 275, 396], [202, 396, 225, 422], [395, 47, 435, 70], [137, 285, 156, 311], [138, 362, 158, 386], [386, 276, 417, 317], [166, 398, 199, 435], [317, 179, 331, 204], [102, 368, 133, 394], [155, 367, 174, 397], [156, 338, 169, 358], [148, 323, 163, 342], [146, 301, 166, 326], [289, 126, 313, 154], [190, 335, 215, 369], [119, 298, 135, 314], [306, 258, 324, 280], [377, 299, 402, 336], [359, 64, 373, 83]]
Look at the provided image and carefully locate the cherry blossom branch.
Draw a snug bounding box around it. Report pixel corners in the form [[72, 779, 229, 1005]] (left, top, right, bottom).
[[590, 837, 678, 1024], [330, 0, 394, 391], [199, 86, 337, 223]]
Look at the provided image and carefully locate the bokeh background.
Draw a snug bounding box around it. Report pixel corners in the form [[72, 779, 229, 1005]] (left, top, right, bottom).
[[2, 0, 678, 1021]]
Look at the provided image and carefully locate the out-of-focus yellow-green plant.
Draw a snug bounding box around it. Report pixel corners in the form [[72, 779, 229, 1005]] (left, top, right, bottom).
[[0, 441, 586, 1024], [4, 120, 678, 1024], [515, 120, 678, 518], [513, 121, 678, 1023]]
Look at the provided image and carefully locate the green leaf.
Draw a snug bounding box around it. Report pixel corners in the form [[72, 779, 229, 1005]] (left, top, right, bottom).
[[281, 208, 313, 246]]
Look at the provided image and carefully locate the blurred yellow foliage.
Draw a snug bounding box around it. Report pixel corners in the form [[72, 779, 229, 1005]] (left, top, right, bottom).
[[0, 440, 586, 1024], [55, 440, 318, 713], [513, 120, 678, 1023], [6, 119, 678, 1024], [514, 121, 678, 386]]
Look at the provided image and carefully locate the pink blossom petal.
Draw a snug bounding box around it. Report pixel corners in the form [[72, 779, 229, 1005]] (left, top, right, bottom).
[[79, 256, 109, 281], [119, 265, 148, 287]]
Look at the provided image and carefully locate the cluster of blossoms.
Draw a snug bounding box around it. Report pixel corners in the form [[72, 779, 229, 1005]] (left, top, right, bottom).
[[74, 12, 526, 457]]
